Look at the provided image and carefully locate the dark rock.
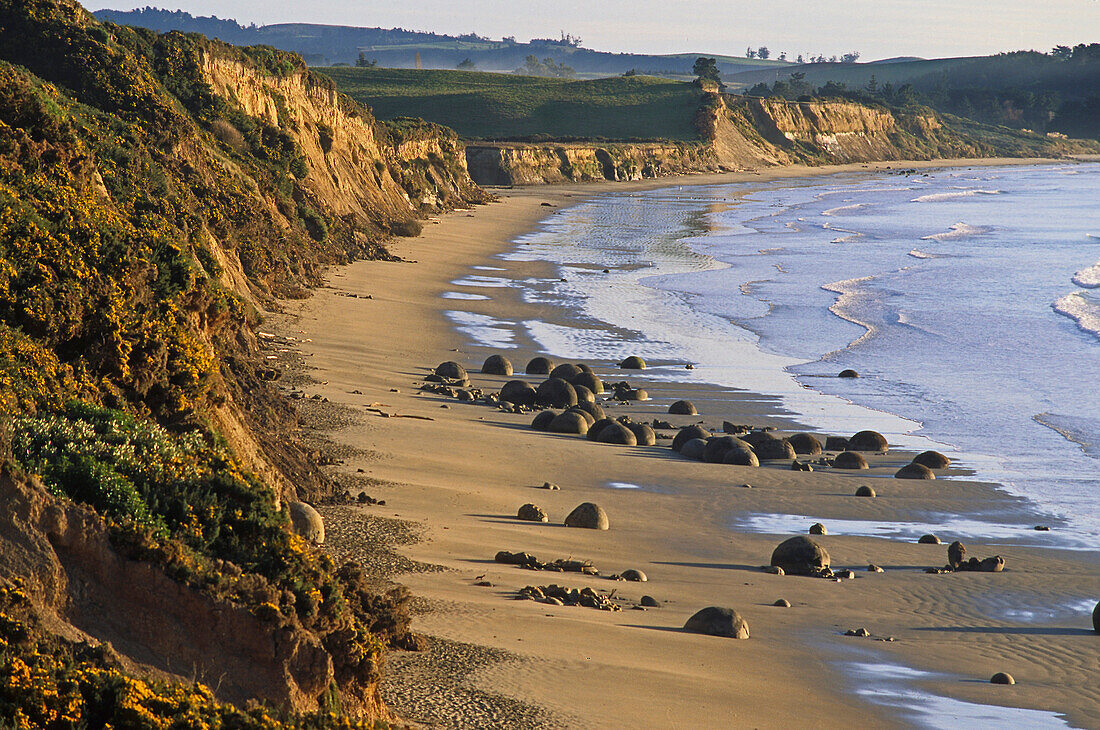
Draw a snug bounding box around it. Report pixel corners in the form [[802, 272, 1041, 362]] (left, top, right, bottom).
[[568, 370, 604, 395], [548, 411, 589, 435], [435, 361, 468, 380], [683, 607, 750, 639], [913, 450, 951, 469], [565, 407, 596, 427], [774, 599, 791, 607], [867, 564, 884, 573], [517, 504, 549, 522], [669, 400, 697, 415], [809, 523, 827, 535], [703, 436, 746, 464], [679, 438, 708, 461], [564, 502, 609, 530], [542, 482, 560, 490], [549, 363, 584, 381], [482, 355, 513, 376], [791, 461, 813, 472], [619, 355, 647, 369], [572, 401, 606, 421], [620, 569, 648, 582], [948, 541, 966, 569], [990, 672, 1015, 685], [500, 380, 537, 406], [1034, 525, 1051, 531], [573, 384, 596, 404], [586, 417, 617, 442], [640, 595, 660, 608], [979, 555, 1005, 573], [673, 425, 711, 452], [1093, 601, 1100, 634], [770, 536, 831, 576], [722, 422, 749, 435], [825, 436, 850, 452], [531, 410, 559, 431], [526, 357, 554, 375], [723, 447, 759, 467], [755, 438, 797, 461], [918, 534, 941, 545], [597, 422, 637, 446], [848, 430, 889, 453], [895, 462, 936, 480], [838, 369, 859, 378], [537, 378, 578, 408], [834, 451, 869, 470], [837, 570, 856, 580], [788, 433, 823, 456], [615, 388, 648, 401], [855, 485, 876, 497], [845, 627, 871, 637], [626, 422, 657, 446]]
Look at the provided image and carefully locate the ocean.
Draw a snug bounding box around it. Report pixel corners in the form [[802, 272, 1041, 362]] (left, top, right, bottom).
[[446, 162, 1100, 549]]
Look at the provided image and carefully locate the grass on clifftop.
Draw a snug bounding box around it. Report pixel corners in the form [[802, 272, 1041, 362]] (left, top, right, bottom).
[[320, 67, 702, 141]]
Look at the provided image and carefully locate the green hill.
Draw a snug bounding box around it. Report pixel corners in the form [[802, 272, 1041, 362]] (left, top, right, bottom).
[[321, 67, 704, 140]]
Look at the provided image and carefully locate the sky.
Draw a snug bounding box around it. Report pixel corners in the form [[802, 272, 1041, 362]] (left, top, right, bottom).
[[89, 1, 1099, 60]]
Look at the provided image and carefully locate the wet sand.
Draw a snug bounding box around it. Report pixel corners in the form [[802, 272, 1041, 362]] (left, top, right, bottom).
[[279, 160, 1100, 728]]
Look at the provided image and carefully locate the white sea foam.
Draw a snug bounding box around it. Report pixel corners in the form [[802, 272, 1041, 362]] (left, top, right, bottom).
[[821, 203, 866, 217], [444, 311, 517, 348], [910, 189, 1002, 203], [1052, 291, 1100, 340], [441, 291, 491, 301], [450, 275, 511, 288], [920, 222, 988, 241], [907, 250, 935, 259], [1071, 260, 1100, 288]]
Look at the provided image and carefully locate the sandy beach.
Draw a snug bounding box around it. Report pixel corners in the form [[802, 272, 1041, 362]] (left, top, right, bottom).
[[277, 159, 1100, 729]]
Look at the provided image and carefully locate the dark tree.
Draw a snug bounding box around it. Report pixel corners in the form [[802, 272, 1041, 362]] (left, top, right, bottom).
[[693, 56, 721, 86]]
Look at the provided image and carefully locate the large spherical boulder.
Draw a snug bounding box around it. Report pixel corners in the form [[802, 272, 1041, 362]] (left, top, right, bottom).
[[568, 371, 604, 395], [614, 388, 648, 401], [626, 422, 657, 446], [723, 447, 759, 467], [573, 401, 606, 421], [526, 356, 554, 375], [620, 569, 647, 582], [895, 462, 935, 480], [669, 400, 697, 415], [788, 433, 823, 456], [913, 450, 951, 469], [770, 536, 830, 576], [948, 541, 966, 569], [1092, 601, 1100, 634], [683, 607, 750, 639], [755, 438, 797, 461], [586, 417, 617, 442], [855, 485, 876, 497], [573, 384, 596, 404], [435, 361, 468, 380], [565, 407, 596, 427], [838, 369, 859, 379], [809, 523, 827, 535], [500, 380, 537, 406], [597, 421, 638, 446], [740, 431, 777, 449], [834, 451, 869, 470], [289, 502, 325, 544], [517, 504, 548, 522], [549, 363, 584, 381], [536, 378, 578, 408], [619, 355, 647, 369], [548, 411, 589, 435], [672, 425, 711, 452], [481, 355, 513, 376], [564, 502, 609, 530], [990, 672, 1015, 685], [849, 430, 889, 453], [702, 436, 741, 464], [531, 410, 559, 431], [680, 438, 708, 461]]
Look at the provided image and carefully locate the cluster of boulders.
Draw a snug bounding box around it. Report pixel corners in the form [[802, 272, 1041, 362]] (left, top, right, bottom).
[[513, 501, 610, 530], [495, 551, 599, 575], [925, 541, 1006, 573], [519, 584, 621, 611]]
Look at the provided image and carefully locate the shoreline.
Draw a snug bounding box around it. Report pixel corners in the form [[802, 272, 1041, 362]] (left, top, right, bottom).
[[280, 158, 1099, 728]]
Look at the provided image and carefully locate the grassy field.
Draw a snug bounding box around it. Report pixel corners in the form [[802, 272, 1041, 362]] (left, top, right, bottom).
[[321, 67, 703, 140]]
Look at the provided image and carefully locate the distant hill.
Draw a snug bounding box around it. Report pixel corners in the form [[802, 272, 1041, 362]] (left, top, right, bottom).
[[93, 7, 789, 77]]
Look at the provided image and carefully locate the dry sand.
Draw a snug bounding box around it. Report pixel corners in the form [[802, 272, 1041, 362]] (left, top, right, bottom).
[[278, 159, 1100, 729]]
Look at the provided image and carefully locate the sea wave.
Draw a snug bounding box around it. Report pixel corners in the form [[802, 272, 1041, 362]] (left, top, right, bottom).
[[1052, 291, 1100, 340], [908, 249, 935, 259], [1034, 413, 1100, 461], [1071, 260, 1100, 288], [910, 189, 1002, 203], [920, 222, 988, 241], [821, 203, 866, 217]]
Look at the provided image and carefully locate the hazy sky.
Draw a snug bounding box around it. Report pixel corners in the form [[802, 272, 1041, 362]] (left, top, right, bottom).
[[90, 1, 1099, 60]]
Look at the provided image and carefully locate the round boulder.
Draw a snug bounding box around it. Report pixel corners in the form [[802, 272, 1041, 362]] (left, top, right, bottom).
[[482, 355, 513, 376], [568, 370, 604, 395], [723, 447, 759, 467], [770, 536, 830, 576], [683, 607, 750, 639], [703, 436, 744, 464], [895, 462, 936, 480], [809, 523, 827, 535], [756, 438, 797, 461], [918, 534, 941, 545], [788, 433, 823, 456], [573, 384, 596, 404], [825, 436, 850, 452], [834, 451, 869, 470], [855, 485, 876, 497], [548, 411, 589, 435], [565, 407, 596, 427], [849, 430, 889, 453], [990, 672, 1015, 685], [586, 417, 617, 442], [525, 356, 554, 375], [626, 422, 657, 446], [597, 421, 638, 446], [913, 450, 951, 469], [435, 361, 468, 380], [640, 595, 660, 608], [500, 380, 537, 406], [517, 504, 549, 522], [948, 541, 966, 569], [679, 438, 708, 461], [838, 369, 859, 378], [289, 502, 325, 544], [669, 400, 697, 416], [615, 388, 648, 401], [572, 401, 606, 421], [531, 410, 559, 431], [620, 569, 648, 582], [1092, 601, 1100, 634], [673, 425, 711, 452], [549, 363, 584, 381], [619, 355, 647, 369], [536, 378, 578, 408], [979, 556, 1005, 573], [564, 502, 609, 530]]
